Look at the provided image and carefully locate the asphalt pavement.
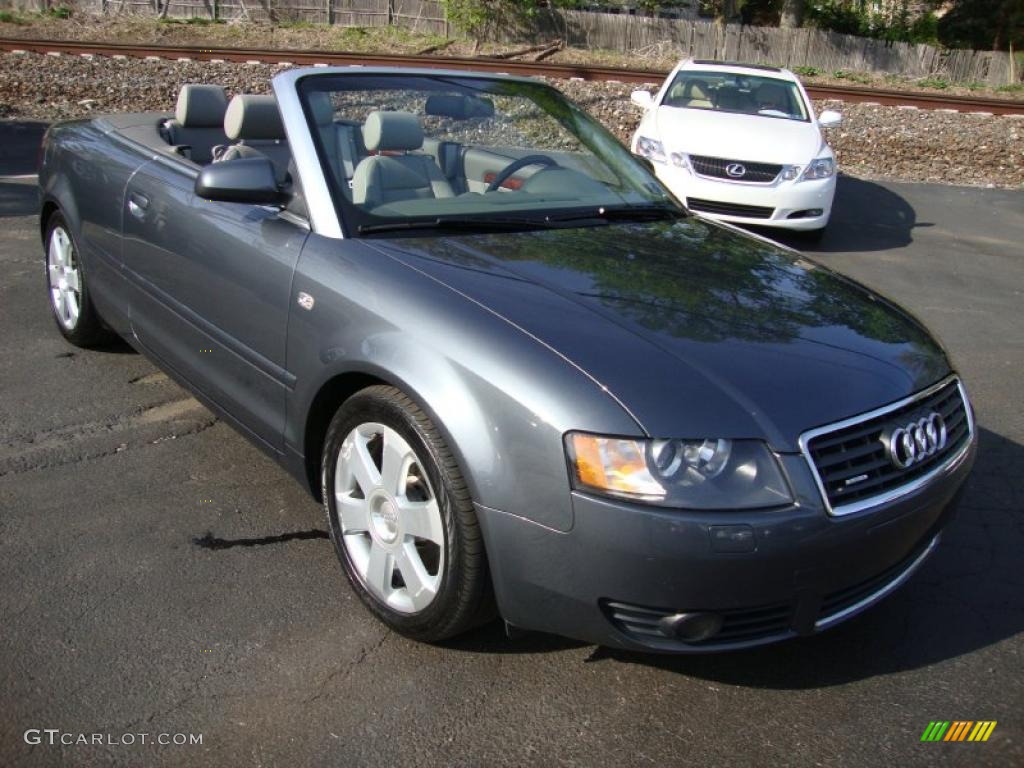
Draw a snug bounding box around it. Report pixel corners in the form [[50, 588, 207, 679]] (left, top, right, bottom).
[[1, 122, 1022, 767]]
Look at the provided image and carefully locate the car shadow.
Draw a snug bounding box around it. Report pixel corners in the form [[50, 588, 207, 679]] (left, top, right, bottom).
[[747, 175, 925, 254], [452, 428, 1024, 684], [0, 180, 39, 217], [0, 120, 47, 176]]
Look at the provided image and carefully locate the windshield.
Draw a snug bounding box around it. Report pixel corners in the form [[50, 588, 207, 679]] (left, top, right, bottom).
[[661, 71, 809, 122], [297, 74, 679, 236]]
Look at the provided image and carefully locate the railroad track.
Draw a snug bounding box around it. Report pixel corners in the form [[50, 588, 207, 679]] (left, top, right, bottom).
[[3, 37, 1022, 116]]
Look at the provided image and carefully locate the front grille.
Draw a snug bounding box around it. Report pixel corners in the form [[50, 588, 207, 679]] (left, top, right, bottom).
[[803, 377, 972, 515], [686, 197, 774, 219], [689, 155, 782, 183], [602, 599, 793, 647]]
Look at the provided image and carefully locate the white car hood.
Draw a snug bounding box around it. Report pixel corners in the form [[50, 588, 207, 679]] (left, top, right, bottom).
[[655, 107, 824, 165]]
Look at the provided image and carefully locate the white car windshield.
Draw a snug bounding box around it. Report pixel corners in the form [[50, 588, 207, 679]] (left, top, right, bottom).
[[662, 71, 809, 122], [298, 73, 680, 235]]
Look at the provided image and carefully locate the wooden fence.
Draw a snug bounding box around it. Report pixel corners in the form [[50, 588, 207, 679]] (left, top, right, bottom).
[[5, 0, 1020, 85]]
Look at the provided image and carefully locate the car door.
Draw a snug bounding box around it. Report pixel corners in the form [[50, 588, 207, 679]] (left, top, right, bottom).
[[121, 156, 308, 451]]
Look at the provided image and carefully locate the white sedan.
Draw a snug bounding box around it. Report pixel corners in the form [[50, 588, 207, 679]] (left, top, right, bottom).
[[630, 60, 842, 237]]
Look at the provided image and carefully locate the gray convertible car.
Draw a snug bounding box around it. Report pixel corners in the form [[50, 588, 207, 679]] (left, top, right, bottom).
[[39, 67, 976, 652]]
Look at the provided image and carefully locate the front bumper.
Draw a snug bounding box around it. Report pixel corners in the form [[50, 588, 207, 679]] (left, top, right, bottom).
[[477, 436, 975, 653], [655, 164, 836, 231]]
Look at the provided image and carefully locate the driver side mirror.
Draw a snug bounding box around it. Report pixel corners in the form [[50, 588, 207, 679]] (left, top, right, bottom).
[[630, 90, 655, 110], [818, 110, 843, 128], [194, 156, 285, 205]]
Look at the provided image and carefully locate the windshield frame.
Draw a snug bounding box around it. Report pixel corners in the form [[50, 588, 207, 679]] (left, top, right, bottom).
[[294, 71, 683, 238], [659, 69, 811, 123]]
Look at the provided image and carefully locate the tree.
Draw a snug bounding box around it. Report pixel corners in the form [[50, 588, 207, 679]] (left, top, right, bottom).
[[937, 0, 1024, 51], [779, 0, 804, 29]]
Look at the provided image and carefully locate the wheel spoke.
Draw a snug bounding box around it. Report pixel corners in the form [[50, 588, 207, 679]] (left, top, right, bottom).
[[399, 498, 443, 544], [397, 542, 437, 611], [365, 543, 393, 598], [54, 288, 66, 321], [350, 434, 382, 494], [64, 269, 80, 292], [65, 292, 80, 324], [335, 492, 370, 534], [380, 430, 411, 496]]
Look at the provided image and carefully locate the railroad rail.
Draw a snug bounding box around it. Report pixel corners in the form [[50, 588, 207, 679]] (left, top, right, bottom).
[[3, 37, 1023, 115]]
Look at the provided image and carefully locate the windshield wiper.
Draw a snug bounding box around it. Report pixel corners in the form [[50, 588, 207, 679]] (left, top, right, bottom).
[[544, 204, 687, 224], [358, 216, 553, 235]]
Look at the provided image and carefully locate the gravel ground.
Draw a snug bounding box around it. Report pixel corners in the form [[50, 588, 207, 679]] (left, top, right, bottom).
[[1, 51, 1021, 188]]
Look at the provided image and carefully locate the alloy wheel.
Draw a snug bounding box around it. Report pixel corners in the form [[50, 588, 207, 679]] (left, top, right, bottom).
[[333, 422, 445, 614]]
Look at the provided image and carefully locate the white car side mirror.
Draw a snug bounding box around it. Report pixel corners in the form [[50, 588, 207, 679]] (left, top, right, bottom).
[[818, 110, 843, 128], [631, 90, 654, 109]]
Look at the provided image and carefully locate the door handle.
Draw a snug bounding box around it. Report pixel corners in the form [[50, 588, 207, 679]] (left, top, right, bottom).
[[128, 193, 149, 219]]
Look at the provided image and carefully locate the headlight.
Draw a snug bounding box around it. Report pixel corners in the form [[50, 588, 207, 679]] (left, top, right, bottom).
[[565, 433, 793, 510], [780, 165, 801, 181], [669, 152, 691, 171], [801, 157, 835, 180], [635, 136, 666, 164]]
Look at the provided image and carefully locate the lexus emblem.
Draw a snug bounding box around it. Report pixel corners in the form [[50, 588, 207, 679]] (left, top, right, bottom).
[[885, 412, 947, 470], [725, 163, 746, 178]]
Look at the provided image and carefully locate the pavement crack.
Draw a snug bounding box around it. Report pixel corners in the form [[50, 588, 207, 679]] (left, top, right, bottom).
[[303, 631, 391, 705]]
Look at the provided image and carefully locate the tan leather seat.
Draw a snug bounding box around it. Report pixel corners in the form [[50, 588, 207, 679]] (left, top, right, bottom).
[[352, 111, 454, 208], [163, 84, 229, 164], [216, 95, 292, 184]]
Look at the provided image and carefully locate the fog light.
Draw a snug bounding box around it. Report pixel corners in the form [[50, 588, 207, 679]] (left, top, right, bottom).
[[658, 612, 724, 642]]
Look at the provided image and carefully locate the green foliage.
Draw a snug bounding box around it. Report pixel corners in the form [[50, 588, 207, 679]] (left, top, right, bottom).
[[806, 2, 940, 46], [442, 0, 581, 36], [995, 83, 1024, 93], [833, 69, 871, 84], [917, 76, 950, 90], [0, 10, 25, 24], [158, 16, 226, 26], [792, 65, 820, 77], [937, 0, 1023, 51], [46, 5, 73, 19]]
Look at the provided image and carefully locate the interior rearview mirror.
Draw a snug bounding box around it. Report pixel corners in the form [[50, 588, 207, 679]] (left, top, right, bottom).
[[194, 156, 284, 205], [630, 90, 654, 109], [818, 110, 843, 128]]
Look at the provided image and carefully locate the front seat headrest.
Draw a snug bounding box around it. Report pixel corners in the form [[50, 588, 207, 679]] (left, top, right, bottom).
[[363, 111, 423, 153], [224, 94, 286, 142], [176, 84, 228, 128]]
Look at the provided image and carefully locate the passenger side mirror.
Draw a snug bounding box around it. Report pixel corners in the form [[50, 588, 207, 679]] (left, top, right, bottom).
[[630, 90, 655, 110], [818, 110, 843, 128], [194, 156, 284, 205]]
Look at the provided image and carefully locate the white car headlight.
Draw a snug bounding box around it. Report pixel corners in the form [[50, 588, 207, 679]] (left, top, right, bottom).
[[801, 157, 835, 180], [780, 165, 802, 181], [635, 136, 666, 164], [669, 152, 692, 171]]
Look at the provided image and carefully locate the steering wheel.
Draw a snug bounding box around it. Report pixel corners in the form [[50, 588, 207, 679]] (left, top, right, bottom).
[[486, 155, 559, 192]]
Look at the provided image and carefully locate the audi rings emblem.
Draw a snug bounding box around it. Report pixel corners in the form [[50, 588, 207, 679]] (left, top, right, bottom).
[[725, 163, 746, 178], [886, 412, 947, 470]]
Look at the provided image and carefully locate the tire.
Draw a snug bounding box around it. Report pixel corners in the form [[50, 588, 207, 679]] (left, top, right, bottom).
[[321, 385, 494, 642], [44, 211, 116, 347]]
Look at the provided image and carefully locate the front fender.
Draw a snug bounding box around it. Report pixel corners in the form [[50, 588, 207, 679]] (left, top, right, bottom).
[[285, 235, 641, 532]]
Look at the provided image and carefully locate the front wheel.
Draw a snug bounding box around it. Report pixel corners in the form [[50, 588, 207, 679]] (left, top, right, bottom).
[[321, 385, 494, 642], [44, 211, 115, 347]]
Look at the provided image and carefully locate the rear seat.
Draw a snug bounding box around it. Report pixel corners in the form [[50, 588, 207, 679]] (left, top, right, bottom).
[[162, 84, 229, 165], [308, 92, 365, 194], [215, 95, 292, 184]]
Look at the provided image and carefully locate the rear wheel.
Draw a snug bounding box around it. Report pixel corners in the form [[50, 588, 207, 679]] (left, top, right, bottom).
[[321, 385, 494, 641], [44, 211, 115, 347]]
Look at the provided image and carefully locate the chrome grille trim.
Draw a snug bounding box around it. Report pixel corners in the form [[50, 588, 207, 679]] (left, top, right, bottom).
[[798, 375, 974, 517], [815, 534, 940, 630]]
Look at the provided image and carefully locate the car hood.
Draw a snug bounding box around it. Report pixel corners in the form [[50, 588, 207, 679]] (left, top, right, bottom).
[[366, 219, 949, 450], [655, 106, 825, 164]]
